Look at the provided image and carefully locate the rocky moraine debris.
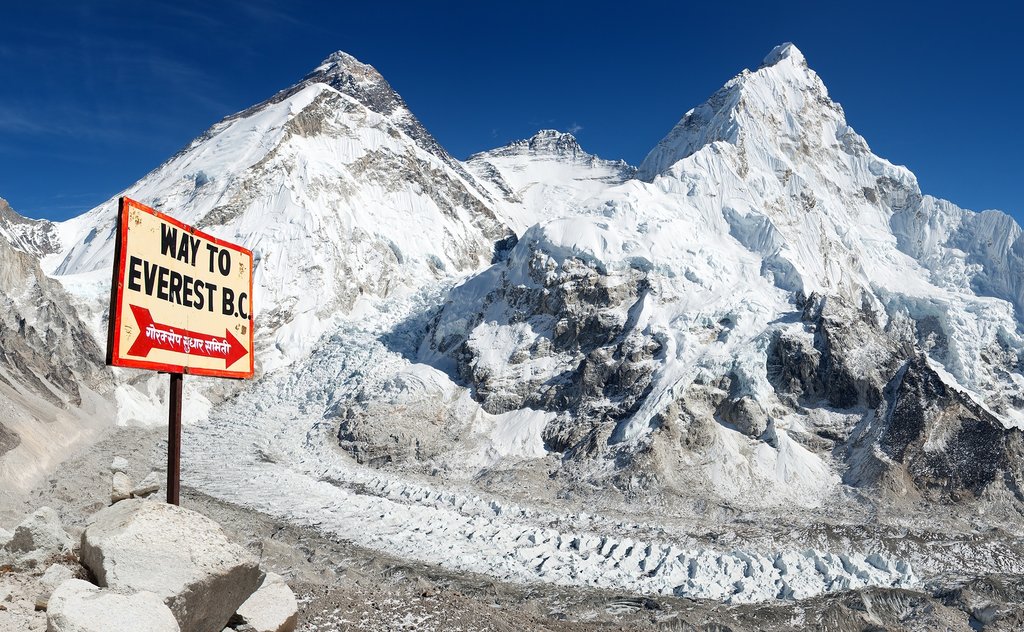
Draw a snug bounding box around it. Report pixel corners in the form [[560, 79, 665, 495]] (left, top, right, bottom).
[[0, 473, 298, 632]]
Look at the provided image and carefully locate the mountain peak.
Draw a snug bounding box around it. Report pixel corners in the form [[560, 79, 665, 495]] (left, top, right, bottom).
[[473, 129, 588, 161], [524, 129, 583, 155], [317, 50, 360, 67], [761, 42, 806, 68], [291, 50, 483, 189], [638, 42, 835, 180], [298, 50, 406, 116], [311, 50, 383, 84]]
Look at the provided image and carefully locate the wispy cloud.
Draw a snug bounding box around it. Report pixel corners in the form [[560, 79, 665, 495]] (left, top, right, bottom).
[[233, 0, 307, 27], [567, 122, 584, 134], [0, 96, 220, 151], [0, 107, 50, 135]]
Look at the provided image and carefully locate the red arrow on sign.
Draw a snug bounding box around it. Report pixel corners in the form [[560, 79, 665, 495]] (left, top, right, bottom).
[[126, 304, 248, 369]]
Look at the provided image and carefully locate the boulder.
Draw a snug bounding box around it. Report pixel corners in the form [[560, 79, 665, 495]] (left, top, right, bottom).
[[35, 563, 75, 609], [111, 472, 132, 503], [718, 396, 769, 438], [131, 472, 161, 498], [45, 578, 179, 632], [1, 507, 72, 570], [110, 457, 129, 474], [80, 499, 262, 632], [234, 573, 298, 632]]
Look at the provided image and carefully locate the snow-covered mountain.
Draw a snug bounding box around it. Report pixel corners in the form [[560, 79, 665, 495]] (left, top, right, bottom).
[[44, 51, 513, 371], [7, 40, 1023, 511], [422, 42, 1024, 509]]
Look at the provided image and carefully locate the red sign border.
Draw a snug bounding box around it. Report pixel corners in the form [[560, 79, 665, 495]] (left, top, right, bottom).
[[106, 196, 255, 379]]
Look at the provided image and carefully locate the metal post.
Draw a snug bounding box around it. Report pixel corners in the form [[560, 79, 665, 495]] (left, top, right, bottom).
[[167, 372, 183, 505]]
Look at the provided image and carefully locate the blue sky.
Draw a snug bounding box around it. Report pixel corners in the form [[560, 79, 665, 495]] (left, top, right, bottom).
[[1, 1, 1021, 222]]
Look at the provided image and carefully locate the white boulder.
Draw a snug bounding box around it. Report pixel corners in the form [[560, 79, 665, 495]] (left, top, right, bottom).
[[35, 563, 76, 609], [79, 499, 262, 632], [234, 572, 298, 632], [111, 472, 132, 503], [45, 578, 179, 632], [109, 457, 129, 474], [1, 507, 72, 570], [131, 472, 161, 498]]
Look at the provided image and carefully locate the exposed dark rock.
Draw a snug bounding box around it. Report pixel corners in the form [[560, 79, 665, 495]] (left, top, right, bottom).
[[876, 355, 1024, 499], [769, 293, 909, 411], [766, 332, 821, 402], [433, 250, 661, 455], [0, 422, 20, 457], [718, 396, 769, 437]]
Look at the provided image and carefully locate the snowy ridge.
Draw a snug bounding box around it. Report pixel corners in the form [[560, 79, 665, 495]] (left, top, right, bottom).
[[0, 197, 59, 257], [467, 130, 636, 233]]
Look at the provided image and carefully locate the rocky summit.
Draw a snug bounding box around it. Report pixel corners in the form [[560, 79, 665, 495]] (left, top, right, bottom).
[[1, 43, 1023, 630]]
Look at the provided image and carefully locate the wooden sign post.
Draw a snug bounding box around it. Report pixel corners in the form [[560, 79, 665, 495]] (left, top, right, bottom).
[[106, 196, 254, 504]]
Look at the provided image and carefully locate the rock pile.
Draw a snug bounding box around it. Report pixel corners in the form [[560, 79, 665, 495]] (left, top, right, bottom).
[[80, 499, 264, 632], [0, 507, 80, 629], [0, 496, 298, 632], [109, 457, 161, 503]]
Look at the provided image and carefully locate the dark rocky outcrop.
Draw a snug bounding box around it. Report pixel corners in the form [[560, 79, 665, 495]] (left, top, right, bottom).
[[769, 292, 910, 411], [430, 251, 662, 455], [874, 355, 1024, 500]]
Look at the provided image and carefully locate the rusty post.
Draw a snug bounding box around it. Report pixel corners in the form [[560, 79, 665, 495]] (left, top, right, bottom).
[[167, 372, 183, 505]]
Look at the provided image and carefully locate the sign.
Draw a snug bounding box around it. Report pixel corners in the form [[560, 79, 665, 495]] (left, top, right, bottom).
[[106, 196, 254, 378]]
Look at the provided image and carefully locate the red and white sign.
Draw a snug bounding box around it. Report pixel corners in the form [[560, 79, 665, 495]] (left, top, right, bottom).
[[106, 197, 254, 378]]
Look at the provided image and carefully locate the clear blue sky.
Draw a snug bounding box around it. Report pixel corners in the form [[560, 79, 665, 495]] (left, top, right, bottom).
[[1, 1, 1021, 222]]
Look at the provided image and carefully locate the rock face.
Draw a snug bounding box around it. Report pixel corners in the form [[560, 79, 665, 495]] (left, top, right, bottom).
[[1, 507, 72, 570], [0, 196, 59, 257], [45, 579, 180, 632], [234, 572, 298, 632], [0, 198, 113, 493], [859, 355, 1024, 500], [79, 499, 262, 632], [0, 227, 107, 409], [423, 249, 659, 455]]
